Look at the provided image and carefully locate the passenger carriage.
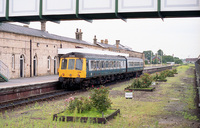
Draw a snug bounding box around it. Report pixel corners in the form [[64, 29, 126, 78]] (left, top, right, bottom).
[[58, 52, 143, 89]]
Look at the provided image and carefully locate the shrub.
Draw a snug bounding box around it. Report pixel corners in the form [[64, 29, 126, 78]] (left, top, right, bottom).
[[167, 70, 174, 77], [67, 97, 83, 113], [152, 73, 159, 81], [140, 73, 153, 88], [89, 86, 112, 113], [131, 78, 142, 88], [172, 69, 178, 74], [66, 97, 92, 113], [131, 73, 153, 88], [159, 71, 167, 80]]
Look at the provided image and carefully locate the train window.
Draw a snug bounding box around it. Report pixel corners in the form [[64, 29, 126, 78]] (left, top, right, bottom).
[[119, 61, 121, 68], [111, 61, 113, 68], [109, 61, 112, 68], [76, 59, 82, 70], [61, 59, 67, 69], [68, 59, 75, 70], [106, 61, 109, 68], [91, 61, 94, 69], [102, 61, 105, 68], [100, 61, 103, 69], [117, 61, 119, 68], [96, 61, 100, 70], [94, 61, 97, 70], [113, 61, 116, 68]]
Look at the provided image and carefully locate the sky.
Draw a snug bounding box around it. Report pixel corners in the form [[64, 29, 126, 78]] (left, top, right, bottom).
[[15, 17, 200, 59]]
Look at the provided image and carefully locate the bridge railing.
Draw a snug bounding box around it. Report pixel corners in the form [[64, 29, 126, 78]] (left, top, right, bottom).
[[0, 60, 10, 81]]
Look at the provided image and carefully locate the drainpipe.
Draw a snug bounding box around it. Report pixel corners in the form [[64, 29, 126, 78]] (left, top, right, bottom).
[[30, 40, 32, 77]]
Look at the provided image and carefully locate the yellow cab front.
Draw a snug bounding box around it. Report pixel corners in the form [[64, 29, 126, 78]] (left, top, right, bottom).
[[59, 57, 86, 79]]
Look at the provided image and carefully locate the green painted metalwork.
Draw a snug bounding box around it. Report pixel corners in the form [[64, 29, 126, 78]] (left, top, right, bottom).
[[39, 0, 43, 19], [76, 0, 92, 23], [115, 0, 127, 22], [6, 0, 9, 20], [157, 0, 164, 21], [39, 0, 60, 24]]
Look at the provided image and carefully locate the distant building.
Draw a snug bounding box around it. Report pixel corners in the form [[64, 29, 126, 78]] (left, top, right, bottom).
[[0, 23, 144, 79], [152, 56, 161, 63], [185, 58, 198, 64]]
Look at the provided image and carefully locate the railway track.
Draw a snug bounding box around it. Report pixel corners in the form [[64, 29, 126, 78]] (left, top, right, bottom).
[[0, 66, 173, 111], [0, 89, 83, 111]]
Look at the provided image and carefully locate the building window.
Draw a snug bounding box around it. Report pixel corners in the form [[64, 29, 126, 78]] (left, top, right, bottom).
[[60, 44, 62, 48], [47, 56, 51, 70], [12, 54, 15, 70]]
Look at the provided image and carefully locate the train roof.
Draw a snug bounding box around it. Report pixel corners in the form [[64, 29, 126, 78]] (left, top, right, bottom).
[[126, 57, 143, 62], [58, 48, 129, 57], [61, 52, 144, 62], [61, 52, 125, 60]]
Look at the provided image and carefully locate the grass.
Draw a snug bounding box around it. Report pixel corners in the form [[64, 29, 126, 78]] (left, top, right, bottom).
[[0, 64, 199, 127]]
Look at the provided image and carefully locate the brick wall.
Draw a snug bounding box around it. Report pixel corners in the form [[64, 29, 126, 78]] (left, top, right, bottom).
[[0, 31, 144, 79]]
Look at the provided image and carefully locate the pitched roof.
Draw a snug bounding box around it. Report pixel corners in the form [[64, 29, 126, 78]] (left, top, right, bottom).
[[0, 23, 93, 46], [95, 42, 133, 51]]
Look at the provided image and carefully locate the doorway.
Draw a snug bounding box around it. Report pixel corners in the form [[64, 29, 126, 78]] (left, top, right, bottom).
[[20, 55, 24, 77], [54, 57, 57, 75], [33, 56, 37, 76]]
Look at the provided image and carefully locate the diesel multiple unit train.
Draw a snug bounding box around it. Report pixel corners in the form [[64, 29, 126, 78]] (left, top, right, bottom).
[[58, 52, 144, 89]]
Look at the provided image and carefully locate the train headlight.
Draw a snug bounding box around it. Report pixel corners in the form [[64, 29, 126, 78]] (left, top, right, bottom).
[[62, 73, 65, 76], [78, 74, 80, 77]]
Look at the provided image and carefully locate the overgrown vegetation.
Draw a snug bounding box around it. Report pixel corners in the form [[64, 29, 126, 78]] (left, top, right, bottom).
[[0, 65, 198, 127]]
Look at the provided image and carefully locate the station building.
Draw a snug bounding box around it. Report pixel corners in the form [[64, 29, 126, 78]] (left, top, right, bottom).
[[0, 23, 144, 79]]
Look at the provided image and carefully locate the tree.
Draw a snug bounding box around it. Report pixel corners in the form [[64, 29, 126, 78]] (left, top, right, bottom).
[[143, 51, 154, 63], [157, 49, 164, 56], [145, 60, 148, 64], [174, 57, 183, 64], [162, 55, 174, 63]]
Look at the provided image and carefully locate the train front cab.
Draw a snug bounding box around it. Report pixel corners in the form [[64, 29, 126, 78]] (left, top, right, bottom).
[[58, 56, 86, 86]]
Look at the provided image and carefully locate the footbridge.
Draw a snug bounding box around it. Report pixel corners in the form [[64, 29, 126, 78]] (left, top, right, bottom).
[[0, 0, 200, 23]]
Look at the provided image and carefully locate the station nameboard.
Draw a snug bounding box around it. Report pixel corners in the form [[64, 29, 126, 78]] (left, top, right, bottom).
[[161, 0, 200, 11], [0, 0, 6, 17], [79, 0, 115, 14], [43, 0, 76, 15], [118, 0, 157, 12], [9, 0, 40, 17]]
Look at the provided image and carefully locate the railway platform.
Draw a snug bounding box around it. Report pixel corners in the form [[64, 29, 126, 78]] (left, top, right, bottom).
[[0, 75, 58, 89], [0, 75, 60, 103]]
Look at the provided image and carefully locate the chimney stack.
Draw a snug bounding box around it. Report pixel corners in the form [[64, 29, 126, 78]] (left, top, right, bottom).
[[41, 21, 46, 31], [93, 35, 97, 44], [116, 40, 120, 49], [79, 29, 82, 40], [75, 28, 83, 40], [101, 40, 104, 44], [105, 39, 108, 44]]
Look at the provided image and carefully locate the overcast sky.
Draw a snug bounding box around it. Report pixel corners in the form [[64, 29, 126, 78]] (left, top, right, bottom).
[[17, 17, 200, 59]]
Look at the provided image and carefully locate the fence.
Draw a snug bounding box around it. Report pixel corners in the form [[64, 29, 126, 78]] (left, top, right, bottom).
[[195, 59, 200, 107], [195, 59, 200, 87], [0, 60, 10, 81]]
